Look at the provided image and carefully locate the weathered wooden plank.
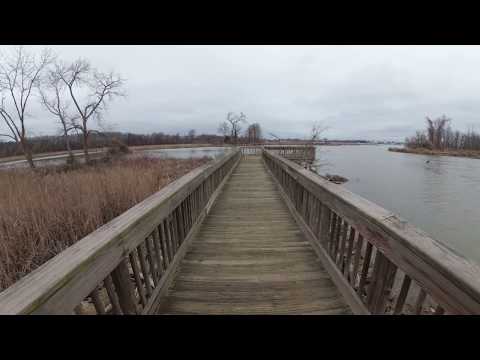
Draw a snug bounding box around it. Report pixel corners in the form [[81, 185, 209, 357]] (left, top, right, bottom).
[[111, 259, 139, 315], [137, 243, 153, 297], [90, 287, 105, 315], [104, 276, 122, 315], [415, 289, 427, 315], [343, 227, 356, 276], [129, 251, 147, 307], [357, 242, 374, 297], [350, 234, 364, 287], [393, 274, 412, 315]]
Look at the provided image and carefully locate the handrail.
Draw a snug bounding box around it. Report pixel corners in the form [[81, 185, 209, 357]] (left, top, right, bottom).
[[263, 149, 480, 314], [0, 149, 241, 314], [240, 144, 315, 161]]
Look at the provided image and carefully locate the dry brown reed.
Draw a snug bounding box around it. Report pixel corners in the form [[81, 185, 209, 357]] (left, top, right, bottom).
[[0, 156, 209, 291]]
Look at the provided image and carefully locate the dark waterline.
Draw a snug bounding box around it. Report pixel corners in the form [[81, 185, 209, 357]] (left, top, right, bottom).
[[313, 145, 480, 265]]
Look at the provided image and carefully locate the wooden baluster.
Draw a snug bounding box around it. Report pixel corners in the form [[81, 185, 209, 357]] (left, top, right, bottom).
[[185, 196, 191, 232], [158, 224, 170, 268], [414, 289, 427, 315], [111, 258, 139, 314], [104, 275, 122, 315], [171, 213, 179, 251], [357, 242, 374, 297], [177, 206, 185, 244], [162, 220, 173, 262], [336, 221, 349, 267], [366, 252, 397, 314], [332, 216, 342, 259], [318, 204, 331, 246], [90, 286, 106, 315], [350, 234, 364, 286], [183, 201, 189, 238], [343, 227, 356, 276], [328, 213, 338, 255], [152, 227, 166, 273], [137, 244, 153, 297], [145, 236, 159, 286], [129, 250, 147, 307], [313, 198, 321, 235], [393, 274, 412, 314], [301, 189, 308, 221]]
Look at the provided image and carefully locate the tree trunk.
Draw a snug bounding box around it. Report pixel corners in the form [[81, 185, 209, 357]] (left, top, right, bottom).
[[65, 136, 75, 165], [20, 140, 35, 169], [83, 131, 90, 164]]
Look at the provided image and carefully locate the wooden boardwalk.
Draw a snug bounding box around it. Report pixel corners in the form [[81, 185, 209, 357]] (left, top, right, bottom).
[[155, 156, 351, 314]]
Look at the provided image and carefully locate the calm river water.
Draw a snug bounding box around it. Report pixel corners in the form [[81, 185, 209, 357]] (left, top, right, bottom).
[[144, 146, 228, 160], [313, 145, 480, 264]]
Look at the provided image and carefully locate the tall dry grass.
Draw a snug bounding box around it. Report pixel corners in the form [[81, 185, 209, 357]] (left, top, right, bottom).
[[0, 156, 209, 291]]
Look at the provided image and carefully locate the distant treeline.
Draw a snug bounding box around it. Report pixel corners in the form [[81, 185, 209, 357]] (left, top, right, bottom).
[[405, 115, 480, 151], [0, 132, 225, 158]]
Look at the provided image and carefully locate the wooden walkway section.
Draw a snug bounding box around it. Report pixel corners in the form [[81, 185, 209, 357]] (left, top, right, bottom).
[[155, 157, 351, 314]]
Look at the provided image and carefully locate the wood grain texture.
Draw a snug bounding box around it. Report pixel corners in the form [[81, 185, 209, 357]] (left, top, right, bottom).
[[156, 156, 351, 315]]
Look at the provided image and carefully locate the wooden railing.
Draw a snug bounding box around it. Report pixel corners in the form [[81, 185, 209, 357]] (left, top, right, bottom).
[[0, 150, 241, 314], [263, 150, 480, 315], [241, 145, 315, 162]]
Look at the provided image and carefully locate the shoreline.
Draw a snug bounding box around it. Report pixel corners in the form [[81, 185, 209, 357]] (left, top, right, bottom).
[[0, 143, 219, 166], [388, 147, 480, 160]]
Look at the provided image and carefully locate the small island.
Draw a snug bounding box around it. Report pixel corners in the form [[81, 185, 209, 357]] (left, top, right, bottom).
[[388, 115, 480, 159]]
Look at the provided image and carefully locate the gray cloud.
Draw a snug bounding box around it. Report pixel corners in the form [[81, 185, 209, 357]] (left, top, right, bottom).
[[2, 45, 480, 141]]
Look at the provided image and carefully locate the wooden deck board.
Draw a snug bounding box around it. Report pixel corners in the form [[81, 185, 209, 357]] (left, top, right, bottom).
[[155, 156, 352, 315]]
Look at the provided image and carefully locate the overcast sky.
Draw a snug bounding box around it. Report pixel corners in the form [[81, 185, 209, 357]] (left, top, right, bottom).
[[2, 45, 480, 141]]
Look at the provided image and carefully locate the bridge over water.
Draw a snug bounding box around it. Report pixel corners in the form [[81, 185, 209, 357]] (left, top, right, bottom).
[[1, 145, 480, 315]]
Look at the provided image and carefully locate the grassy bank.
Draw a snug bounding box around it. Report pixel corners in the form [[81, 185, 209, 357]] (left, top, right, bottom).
[[388, 147, 480, 159], [0, 156, 209, 291]]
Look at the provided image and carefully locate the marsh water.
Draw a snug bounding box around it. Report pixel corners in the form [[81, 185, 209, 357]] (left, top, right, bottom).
[[0, 147, 228, 169], [143, 146, 228, 160], [313, 145, 480, 265]]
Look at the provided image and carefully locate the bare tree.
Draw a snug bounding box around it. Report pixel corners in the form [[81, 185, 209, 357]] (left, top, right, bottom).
[[426, 115, 450, 150], [39, 68, 78, 164], [218, 112, 247, 145], [218, 121, 230, 142], [55, 59, 125, 163], [0, 46, 54, 168], [303, 121, 328, 169]]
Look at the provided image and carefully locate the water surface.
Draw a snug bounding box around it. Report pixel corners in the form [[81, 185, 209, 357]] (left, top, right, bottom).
[[313, 145, 480, 264], [143, 146, 228, 160]]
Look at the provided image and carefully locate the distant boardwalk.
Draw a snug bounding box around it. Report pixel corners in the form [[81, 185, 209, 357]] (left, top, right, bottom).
[[155, 157, 350, 314]]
